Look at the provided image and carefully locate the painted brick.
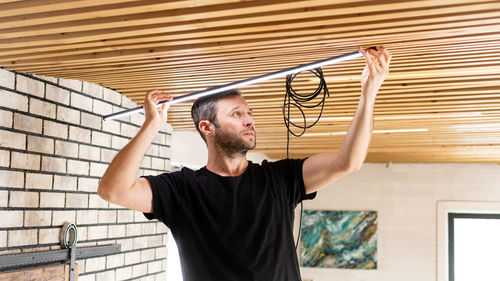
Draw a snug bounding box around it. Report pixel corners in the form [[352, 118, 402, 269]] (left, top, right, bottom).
[[79, 144, 100, 161], [98, 210, 116, 224], [154, 271, 166, 281], [0, 190, 7, 206], [0, 109, 13, 127], [39, 228, 60, 244], [71, 92, 93, 112], [16, 75, 44, 98], [57, 105, 80, 125], [100, 148, 116, 163], [0, 170, 24, 188], [65, 193, 88, 208], [146, 144, 159, 157], [158, 145, 170, 158], [0, 231, 6, 248], [58, 78, 82, 92], [102, 119, 120, 134], [29, 98, 56, 119], [0, 89, 28, 111], [132, 263, 147, 278], [120, 238, 134, 251], [93, 99, 112, 116], [9, 191, 39, 207], [45, 84, 70, 105], [89, 162, 107, 177], [126, 224, 141, 237], [155, 247, 166, 259], [53, 175, 77, 191], [156, 222, 169, 234], [0, 150, 9, 167], [55, 140, 79, 158], [11, 151, 40, 170], [140, 156, 151, 169], [77, 274, 95, 281], [141, 222, 156, 234], [120, 123, 138, 138], [87, 225, 107, 240], [116, 266, 132, 281], [81, 112, 101, 130], [148, 260, 162, 274], [69, 126, 91, 143], [26, 172, 52, 189], [0, 130, 26, 150], [148, 235, 163, 248], [103, 88, 122, 105], [86, 257, 106, 272], [25, 210, 51, 226], [106, 253, 124, 268], [111, 135, 128, 150], [44, 120, 68, 139], [0, 210, 23, 227], [83, 82, 103, 99], [76, 210, 98, 225], [89, 194, 108, 208], [122, 95, 137, 109], [41, 156, 66, 173], [134, 211, 148, 223], [124, 251, 141, 265], [108, 225, 125, 238], [8, 229, 37, 247], [78, 177, 99, 192], [67, 159, 89, 175], [96, 270, 115, 281], [165, 159, 171, 171], [33, 74, 58, 84], [52, 210, 75, 226], [91, 131, 111, 147], [130, 113, 145, 127], [117, 210, 134, 223], [0, 68, 15, 89], [14, 113, 42, 134], [140, 248, 155, 262], [40, 192, 65, 208], [151, 157, 165, 170], [28, 135, 54, 154], [78, 226, 87, 241]]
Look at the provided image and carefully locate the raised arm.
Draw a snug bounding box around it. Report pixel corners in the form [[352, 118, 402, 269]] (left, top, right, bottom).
[[98, 90, 172, 213], [303, 46, 391, 194]]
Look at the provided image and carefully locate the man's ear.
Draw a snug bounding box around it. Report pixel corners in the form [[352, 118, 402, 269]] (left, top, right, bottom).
[[199, 120, 215, 138]]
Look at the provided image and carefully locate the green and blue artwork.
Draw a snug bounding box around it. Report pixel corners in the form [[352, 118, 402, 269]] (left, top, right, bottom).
[[299, 210, 377, 269]]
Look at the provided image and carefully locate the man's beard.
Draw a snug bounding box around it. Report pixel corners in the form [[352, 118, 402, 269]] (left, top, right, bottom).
[[214, 125, 256, 157]]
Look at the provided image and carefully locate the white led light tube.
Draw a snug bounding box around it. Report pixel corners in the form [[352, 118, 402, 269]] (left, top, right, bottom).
[[103, 48, 371, 121]]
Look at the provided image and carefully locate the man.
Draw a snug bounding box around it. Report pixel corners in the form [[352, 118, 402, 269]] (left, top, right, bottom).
[[98, 46, 391, 281]]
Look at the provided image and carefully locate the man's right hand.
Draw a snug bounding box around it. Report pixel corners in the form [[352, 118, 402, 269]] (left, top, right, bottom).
[[143, 89, 173, 130]]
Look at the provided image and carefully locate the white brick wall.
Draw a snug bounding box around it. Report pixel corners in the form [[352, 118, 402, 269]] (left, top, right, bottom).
[[1, 70, 172, 281]]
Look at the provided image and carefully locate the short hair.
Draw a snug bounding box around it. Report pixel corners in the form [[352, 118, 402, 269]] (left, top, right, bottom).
[[191, 89, 242, 142]]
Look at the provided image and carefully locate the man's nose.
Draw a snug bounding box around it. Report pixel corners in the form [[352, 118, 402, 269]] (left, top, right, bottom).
[[243, 114, 254, 127]]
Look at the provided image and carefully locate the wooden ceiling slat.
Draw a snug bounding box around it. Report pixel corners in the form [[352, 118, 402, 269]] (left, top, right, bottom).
[[3, 0, 500, 162]]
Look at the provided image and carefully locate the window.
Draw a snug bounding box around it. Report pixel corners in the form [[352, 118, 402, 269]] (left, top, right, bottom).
[[448, 213, 500, 281], [437, 201, 500, 281]]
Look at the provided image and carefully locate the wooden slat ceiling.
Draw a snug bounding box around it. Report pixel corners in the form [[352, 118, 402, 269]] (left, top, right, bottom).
[[2, 0, 500, 163]]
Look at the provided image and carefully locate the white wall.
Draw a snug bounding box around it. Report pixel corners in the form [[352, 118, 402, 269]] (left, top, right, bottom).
[[300, 162, 500, 281]]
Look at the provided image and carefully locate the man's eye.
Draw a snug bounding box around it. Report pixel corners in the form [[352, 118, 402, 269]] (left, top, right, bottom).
[[233, 112, 240, 117]]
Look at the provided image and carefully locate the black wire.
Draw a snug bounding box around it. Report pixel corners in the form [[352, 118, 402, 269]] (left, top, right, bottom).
[[282, 68, 330, 250]]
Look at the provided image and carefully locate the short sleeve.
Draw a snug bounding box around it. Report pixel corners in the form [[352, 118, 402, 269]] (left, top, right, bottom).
[[142, 170, 186, 228], [269, 158, 316, 206]]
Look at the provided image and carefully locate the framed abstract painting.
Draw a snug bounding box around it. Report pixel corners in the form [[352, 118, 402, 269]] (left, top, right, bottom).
[[299, 210, 377, 269]]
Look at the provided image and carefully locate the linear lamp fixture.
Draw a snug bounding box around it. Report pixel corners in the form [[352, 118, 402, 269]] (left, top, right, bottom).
[[304, 128, 429, 137], [103, 47, 376, 121]]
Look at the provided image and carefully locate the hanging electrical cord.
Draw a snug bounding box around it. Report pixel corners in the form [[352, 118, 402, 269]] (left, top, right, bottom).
[[282, 67, 330, 249]]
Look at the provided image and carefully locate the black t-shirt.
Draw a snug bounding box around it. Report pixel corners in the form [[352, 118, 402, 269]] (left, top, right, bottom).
[[143, 158, 316, 281]]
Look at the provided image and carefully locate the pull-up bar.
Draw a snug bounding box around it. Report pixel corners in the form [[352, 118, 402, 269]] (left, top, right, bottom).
[[103, 47, 375, 121]]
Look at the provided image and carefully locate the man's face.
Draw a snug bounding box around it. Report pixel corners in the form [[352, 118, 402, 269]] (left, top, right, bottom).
[[213, 95, 256, 156]]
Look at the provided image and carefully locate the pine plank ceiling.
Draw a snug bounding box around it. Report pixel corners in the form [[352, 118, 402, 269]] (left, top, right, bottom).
[[2, 0, 500, 163]]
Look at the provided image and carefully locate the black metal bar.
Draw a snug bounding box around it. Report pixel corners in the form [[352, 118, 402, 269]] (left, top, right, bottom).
[[0, 244, 121, 271]]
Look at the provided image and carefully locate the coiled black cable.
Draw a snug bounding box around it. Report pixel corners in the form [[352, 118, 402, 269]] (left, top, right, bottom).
[[282, 67, 330, 250]]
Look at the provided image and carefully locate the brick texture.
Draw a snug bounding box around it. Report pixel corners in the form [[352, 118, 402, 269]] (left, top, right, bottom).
[[1, 71, 172, 280]]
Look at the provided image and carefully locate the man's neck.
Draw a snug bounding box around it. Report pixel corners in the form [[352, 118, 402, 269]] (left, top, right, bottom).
[[206, 151, 249, 177]]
